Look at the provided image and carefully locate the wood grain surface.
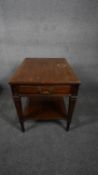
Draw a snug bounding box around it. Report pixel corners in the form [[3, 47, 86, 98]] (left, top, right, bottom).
[[9, 58, 80, 85]]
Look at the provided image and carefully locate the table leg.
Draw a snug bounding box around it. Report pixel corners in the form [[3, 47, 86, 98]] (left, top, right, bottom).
[[13, 96, 25, 132], [66, 96, 77, 131]]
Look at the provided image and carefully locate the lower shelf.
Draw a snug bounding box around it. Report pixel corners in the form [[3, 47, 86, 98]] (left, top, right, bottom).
[[23, 96, 67, 121]]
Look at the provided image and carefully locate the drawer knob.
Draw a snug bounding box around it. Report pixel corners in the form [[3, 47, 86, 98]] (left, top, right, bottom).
[[38, 87, 54, 94], [41, 90, 50, 94]]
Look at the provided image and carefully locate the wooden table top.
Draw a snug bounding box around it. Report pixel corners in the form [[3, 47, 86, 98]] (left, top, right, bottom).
[[9, 58, 80, 85]]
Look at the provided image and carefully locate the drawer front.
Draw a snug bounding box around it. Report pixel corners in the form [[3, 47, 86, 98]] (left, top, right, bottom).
[[52, 85, 72, 94], [15, 85, 72, 95], [16, 86, 39, 94]]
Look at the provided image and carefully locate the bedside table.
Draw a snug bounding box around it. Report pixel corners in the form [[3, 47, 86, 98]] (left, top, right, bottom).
[[9, 58, 80, 132]]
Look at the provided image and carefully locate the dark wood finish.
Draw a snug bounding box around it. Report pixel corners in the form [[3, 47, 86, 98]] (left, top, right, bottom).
[[14, 85, 72, 95], [23, 96, 67, 120], [66, 96, 77, 131], [9, 58, 80, 132], [9, 58, 80, 85], [12, 96, 25, 132]]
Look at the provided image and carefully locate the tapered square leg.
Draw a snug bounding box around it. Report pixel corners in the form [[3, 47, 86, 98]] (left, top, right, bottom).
[[13, 96, 25, 132], [66, 96, 77, 131]]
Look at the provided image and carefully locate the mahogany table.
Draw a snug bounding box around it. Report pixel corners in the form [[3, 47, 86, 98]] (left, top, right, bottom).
[[9, 58, 80, 132]]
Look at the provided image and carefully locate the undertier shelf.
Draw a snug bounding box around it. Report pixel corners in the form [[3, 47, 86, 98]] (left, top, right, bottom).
[[23, 96, 67, 121]]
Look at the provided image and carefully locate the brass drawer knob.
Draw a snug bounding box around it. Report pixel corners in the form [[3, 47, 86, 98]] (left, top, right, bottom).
[[41, 90, 50, 94], [38, 87, 54, 94]]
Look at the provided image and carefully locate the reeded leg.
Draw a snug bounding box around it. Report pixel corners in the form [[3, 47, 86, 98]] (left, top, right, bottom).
[[13, 96, 25, 132], [66, 96, 77, 131]]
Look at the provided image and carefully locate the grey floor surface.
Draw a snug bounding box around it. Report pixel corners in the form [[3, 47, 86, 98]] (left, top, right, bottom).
[[0, 78, 98, 175]]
